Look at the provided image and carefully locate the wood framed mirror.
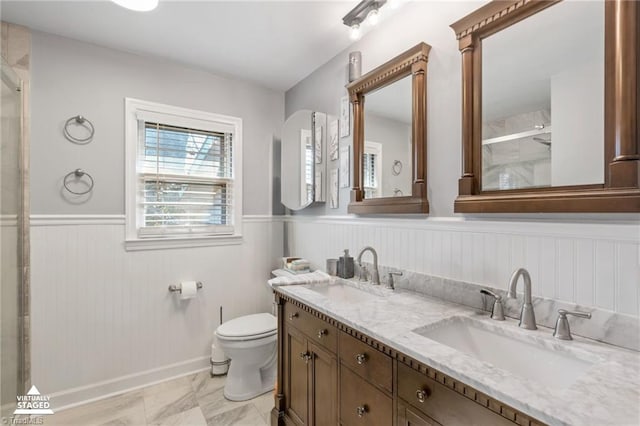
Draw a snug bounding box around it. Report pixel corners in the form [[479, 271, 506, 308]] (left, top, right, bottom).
[[450, 0, 639, 213], [347, 42, 431, 214]]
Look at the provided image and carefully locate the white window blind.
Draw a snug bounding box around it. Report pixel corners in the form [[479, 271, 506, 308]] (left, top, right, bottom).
[[363, 152, 378, 198], [305, 139, 314, 202], [137, 121, 234, 236]]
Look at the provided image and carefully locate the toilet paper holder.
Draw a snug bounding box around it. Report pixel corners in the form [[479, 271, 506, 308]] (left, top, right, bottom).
[[168, 282, 203, 293]]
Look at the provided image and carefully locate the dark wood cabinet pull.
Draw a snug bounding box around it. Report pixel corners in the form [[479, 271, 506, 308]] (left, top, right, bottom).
[[355, 353, 367, 364], [317, 329, 327, 338], [288, 312, 299, 320]]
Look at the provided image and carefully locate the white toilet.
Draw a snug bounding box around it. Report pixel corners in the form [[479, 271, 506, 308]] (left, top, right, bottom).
[[215, 312, 277, 401]]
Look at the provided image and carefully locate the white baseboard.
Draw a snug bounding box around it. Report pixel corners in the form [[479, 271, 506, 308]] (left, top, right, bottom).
[[50, 356, 210, 412]]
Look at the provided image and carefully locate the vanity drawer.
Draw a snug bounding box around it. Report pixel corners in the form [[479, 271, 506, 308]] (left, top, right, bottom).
[[340, 365, 392, 426], [339, 331, 392, 393], [284, 302, 337, 353], [397, 363, 517, 426]]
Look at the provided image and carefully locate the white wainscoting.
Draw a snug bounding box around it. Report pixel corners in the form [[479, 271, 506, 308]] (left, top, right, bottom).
[[285, 216, 640, 317], [30, 215, 283, 409]]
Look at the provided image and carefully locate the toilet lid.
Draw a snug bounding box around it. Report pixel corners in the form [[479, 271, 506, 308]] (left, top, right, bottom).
[[216, 313, 277, 338]]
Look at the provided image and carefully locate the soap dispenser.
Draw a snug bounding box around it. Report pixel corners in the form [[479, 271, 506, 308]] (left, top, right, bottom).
[[338, 249, 354, 279]]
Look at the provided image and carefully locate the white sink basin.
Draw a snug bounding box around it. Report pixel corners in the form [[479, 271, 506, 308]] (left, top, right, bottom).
[[413, 316, 595, 389], [305, 283, 380, 304]]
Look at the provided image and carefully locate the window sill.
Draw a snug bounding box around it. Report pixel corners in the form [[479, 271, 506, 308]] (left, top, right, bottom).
[[124, 234, 243, 251]]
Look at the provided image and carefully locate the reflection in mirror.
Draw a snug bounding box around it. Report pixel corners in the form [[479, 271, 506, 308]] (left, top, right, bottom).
[[281, 110, 326, 210], [364, 76, 412, 198], [482, 1, 604, 191]]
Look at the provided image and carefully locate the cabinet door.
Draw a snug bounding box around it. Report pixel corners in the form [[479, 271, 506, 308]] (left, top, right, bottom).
[[309, 342, 338, 426], [340, 365, 393, 426], [285, 325, 309, 425], [398, 400, 441, 426]]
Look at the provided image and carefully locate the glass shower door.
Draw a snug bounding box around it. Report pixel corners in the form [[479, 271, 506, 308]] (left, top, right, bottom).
[[1, 56, 24, 418]]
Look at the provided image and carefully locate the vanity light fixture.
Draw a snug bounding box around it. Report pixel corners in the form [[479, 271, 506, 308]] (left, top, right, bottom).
[[111, 0, 158, 12], [343, 0, 386, 39]]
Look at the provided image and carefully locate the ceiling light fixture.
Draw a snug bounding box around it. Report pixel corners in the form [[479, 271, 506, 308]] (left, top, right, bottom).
[[367, 9, 380, 26], [111, 0, 159, 12], [387, 0, 401, 9], [350, 24, 362, 41], [343, 0, 386, 38]]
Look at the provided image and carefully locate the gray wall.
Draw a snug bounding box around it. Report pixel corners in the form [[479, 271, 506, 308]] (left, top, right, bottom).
[[31, 32, 284, 215], [286, 1, 482, 217], [365, 112, 412, 198]]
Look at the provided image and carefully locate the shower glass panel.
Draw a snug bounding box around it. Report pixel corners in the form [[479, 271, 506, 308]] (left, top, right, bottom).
[[1, 57, 24, 418]]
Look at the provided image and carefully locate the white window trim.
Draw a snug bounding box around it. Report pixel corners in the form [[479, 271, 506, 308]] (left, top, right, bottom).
[[124, 98, 243, 251]]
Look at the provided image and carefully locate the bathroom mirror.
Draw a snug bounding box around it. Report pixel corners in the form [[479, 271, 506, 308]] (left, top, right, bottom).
[[363, 76, 413, 198], [451, 0, 640, 212], [281, 110, 326, 210], [347, 42, 431, 214], [482, 1, 603, 191]]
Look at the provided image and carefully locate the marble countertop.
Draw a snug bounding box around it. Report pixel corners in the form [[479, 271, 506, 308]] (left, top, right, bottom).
[[274, 279, 640, 426]]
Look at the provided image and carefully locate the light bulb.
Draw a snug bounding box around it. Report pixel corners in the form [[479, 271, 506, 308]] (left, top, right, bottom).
[[111, 0, 158, 12], [367, 9, 380, 26], [350, 24, 361, 41]]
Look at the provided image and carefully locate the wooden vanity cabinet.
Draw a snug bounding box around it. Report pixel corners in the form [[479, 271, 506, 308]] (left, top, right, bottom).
[[273, 294, 545, 426], [282, 304, 338, 425]]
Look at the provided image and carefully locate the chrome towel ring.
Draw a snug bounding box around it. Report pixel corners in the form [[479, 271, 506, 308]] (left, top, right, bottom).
[[63, 169, 94, 195], [64, 115, 95, 144]]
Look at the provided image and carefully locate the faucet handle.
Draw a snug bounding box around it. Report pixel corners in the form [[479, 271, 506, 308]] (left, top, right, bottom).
[[553, 309, 591, 340], [480, 288, 502, 301], [559, 309, 592, 319], [480, 289, 505, 321], [386, 271, 403, 290]]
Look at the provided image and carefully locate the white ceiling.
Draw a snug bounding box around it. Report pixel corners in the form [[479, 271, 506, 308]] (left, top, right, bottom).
[[0, 0, 360, 91]]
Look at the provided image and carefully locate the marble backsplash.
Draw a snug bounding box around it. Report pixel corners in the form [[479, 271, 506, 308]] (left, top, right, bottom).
[[356, 262, 640, 352]]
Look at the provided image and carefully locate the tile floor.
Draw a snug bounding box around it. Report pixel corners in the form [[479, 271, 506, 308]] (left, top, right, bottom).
[[44, 372, 274, 426]]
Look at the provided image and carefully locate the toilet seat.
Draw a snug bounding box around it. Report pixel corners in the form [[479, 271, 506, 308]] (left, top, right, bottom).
[[216, 313, 277, 341]]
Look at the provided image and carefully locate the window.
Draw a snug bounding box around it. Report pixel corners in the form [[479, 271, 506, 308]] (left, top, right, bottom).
[[363, 141, 382, 198], [125, 98, 242, 249]]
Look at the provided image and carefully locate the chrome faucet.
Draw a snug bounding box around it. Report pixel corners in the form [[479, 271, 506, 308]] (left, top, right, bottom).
[[507, 268, 537, 330], [356, 246, 380, 285]]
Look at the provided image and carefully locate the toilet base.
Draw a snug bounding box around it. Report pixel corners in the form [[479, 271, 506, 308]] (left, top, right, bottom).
[[223, 381, 274, 402], [223, 355, 276, 401]]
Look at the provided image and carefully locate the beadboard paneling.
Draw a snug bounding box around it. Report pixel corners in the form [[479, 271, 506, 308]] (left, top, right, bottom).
[[285, 216, 640, 317], [30, 216, 282, 407]]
